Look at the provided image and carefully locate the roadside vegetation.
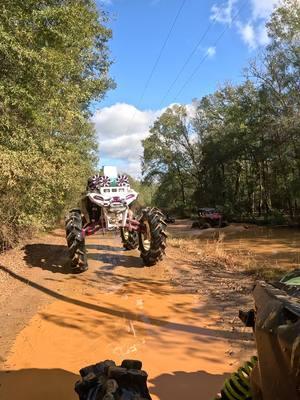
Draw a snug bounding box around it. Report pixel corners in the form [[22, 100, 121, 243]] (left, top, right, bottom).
[[0, 0, 114, 246], [142, 0, 300, 224]]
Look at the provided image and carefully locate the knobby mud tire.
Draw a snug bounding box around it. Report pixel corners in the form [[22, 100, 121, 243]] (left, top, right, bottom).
[[138, 207, 167, 266], [120, 228, 139, 250], [65, 209, 88, 273]]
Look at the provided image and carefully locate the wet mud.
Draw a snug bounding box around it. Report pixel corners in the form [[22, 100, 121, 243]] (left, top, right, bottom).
[[0, 232, 253, 400], [2, 222, 298, 399]]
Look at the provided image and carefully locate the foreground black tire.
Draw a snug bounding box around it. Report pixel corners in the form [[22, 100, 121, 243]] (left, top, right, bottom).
[[65, 209, 88, 273], [138, 207, 167, 266], [120, 228, 139, 250]]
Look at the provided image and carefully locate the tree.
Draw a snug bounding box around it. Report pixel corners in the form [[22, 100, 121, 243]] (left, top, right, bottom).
[[248, 0, 300, 216], [0, 0, 114, 244], [142, 105, 198, 212], [142, 0, 300, 220]]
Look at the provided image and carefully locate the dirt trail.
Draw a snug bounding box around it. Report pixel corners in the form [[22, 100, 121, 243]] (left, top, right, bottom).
[[0, 228, 254, 400]]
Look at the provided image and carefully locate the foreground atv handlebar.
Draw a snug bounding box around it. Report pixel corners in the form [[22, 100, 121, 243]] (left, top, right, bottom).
[[75, 359, 152, 400]]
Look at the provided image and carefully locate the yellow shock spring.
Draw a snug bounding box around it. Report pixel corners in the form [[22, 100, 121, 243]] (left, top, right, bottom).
[[214, 356, 258, 400]]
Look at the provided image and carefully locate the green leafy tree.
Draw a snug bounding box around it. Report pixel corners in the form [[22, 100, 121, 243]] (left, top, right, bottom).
[[142, 105, 199, 212], [142, 0, 300, 220], [0, 0, 114, 244]]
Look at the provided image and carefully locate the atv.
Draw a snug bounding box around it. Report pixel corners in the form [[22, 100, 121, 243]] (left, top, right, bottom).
[[163, 212, 175, 224], [191, 207, 228, 229], [65, 166, 167, 272]]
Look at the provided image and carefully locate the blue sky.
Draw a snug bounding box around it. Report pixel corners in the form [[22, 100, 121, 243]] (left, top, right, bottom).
[[92, 0, 279, 176]]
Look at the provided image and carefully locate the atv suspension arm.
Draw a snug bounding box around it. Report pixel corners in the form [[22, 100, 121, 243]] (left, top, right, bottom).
[[82, 218, 144, 237]]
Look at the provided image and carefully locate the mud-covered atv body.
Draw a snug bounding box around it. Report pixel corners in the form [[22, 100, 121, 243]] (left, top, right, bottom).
[[216, 270, 300, 400], [248, 272, 300, 400], [216, 271, 300, 400], [65, 167, 167, 272]]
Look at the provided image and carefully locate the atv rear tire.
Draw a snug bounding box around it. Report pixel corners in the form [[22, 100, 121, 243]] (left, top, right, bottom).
[[120, 228, 139, 250], [65, 209, 88, 273], [138, 207, 167, 266]]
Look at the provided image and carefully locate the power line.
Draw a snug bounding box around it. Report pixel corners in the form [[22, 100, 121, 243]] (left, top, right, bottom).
[[173, 0, 247, 102], [125, 0, 187, 136], [158, 18, 217, 108], [137, 0, 187, 108]]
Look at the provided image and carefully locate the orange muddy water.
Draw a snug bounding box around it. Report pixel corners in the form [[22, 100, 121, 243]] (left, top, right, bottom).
[[0, 232, 254, 400], [1, 222, 299, 400], [222, 226, 300, 268], [169, 220, 300, 269]]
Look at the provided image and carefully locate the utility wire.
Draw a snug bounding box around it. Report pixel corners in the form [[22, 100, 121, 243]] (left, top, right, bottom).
[[158, 19, 217, 108], [125, 0, 187, 136], [173, 0, 247, 102], [137, 0, 187, 107]]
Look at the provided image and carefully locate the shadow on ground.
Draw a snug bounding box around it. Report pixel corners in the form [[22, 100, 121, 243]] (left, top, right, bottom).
[[0, 368, 79, 400], [86, 243, 144, 269], [86, 243, 124, 252], [150, 370, 228, 400], [88, 251, 144, 269], [0, 265, 252, 342], [23, 244, 70, 274], [0, 368, 227, 400]]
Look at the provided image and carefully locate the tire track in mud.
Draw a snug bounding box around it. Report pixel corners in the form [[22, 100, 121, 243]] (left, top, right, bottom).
[[0, 230, 254, 400]]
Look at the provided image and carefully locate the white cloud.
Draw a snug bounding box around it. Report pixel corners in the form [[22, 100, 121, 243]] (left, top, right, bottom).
[[257, 23, 270, 46], [211, 0, 238, 25], [238, 22, 256, 48], [92, 102, 196, 178], [207, 46, 216, 58], [237, 21, 271, 48], [185, 102, 197, 119], [251, 0, 280, 20], [211, 0, 280, 49], [91, 103, 164, 178]]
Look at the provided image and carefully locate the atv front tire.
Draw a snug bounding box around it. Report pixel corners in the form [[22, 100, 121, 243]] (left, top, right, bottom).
[[65, 209, 88, 273], [120, 228, 139, 250], [138, 207, 167, 266]]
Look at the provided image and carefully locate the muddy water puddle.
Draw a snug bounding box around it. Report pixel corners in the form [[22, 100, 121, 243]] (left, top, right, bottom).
[[0, 234, 252, 400], [221, 227, 300, 268], [2, 291, 240, 400], [170, 221, 300, 268]]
